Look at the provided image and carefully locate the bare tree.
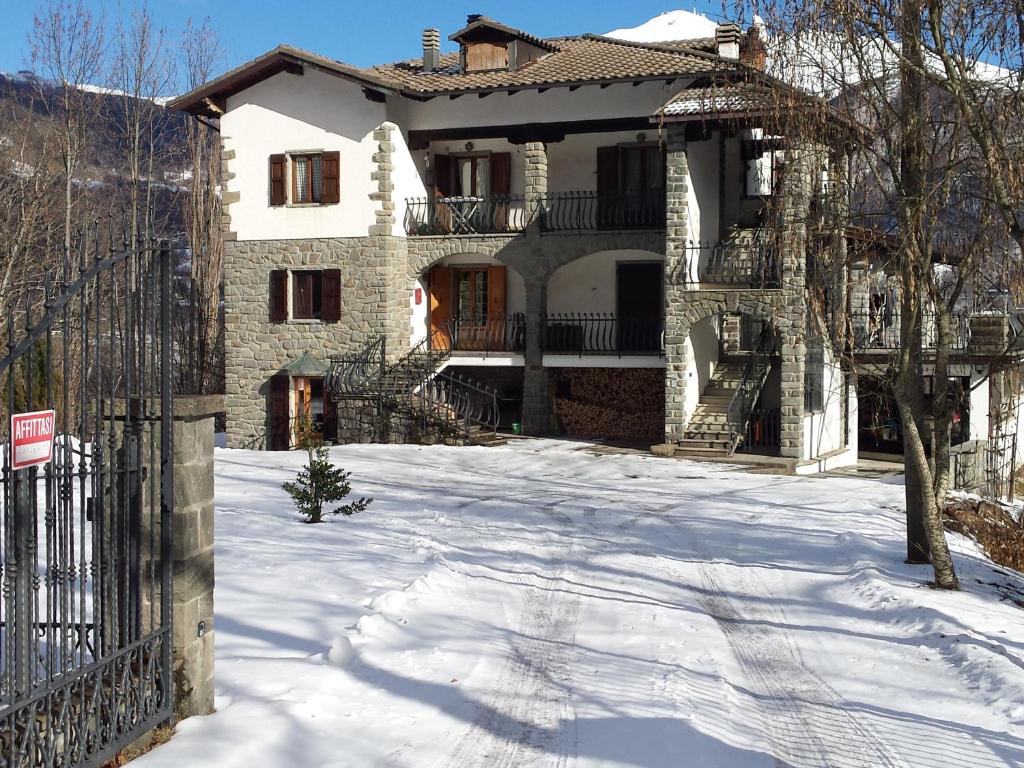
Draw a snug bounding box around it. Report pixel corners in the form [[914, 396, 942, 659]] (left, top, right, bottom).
[[29, 0, 106, 258], [747, 0, 1024, 588]]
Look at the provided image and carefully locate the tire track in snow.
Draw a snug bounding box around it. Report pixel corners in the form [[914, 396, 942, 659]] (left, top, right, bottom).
[[435, 499, 586, 768], [695, 562, 906, 768]]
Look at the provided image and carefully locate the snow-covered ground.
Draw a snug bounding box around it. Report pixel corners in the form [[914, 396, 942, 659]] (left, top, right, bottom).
[[138, 440, 1024, 767]]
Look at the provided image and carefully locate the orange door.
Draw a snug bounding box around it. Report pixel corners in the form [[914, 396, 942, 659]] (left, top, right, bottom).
[[429, 265, 452, 350]]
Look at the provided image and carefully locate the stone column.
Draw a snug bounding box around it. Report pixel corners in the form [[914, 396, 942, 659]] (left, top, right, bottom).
[[171, 395, 222, 720], [778, 147, 812, 459], [369, 123, 396, 237], [521, 278, 549, 434], [663, 127, 691, 441], [523, 142, 548, 208]]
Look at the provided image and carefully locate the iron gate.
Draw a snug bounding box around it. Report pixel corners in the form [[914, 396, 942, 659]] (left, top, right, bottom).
[[0, 239, 174, 767]]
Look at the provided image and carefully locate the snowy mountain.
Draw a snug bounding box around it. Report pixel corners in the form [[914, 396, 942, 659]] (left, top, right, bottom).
[[605, 10, 719, 42]]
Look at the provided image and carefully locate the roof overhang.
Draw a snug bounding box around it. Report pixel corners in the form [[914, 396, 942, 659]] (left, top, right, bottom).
[[167, 46, 400, 118]]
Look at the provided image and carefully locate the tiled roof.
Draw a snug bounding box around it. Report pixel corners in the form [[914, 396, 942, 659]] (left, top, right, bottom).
[[370, 35, 733, 95], [659, 81, 779, 117]]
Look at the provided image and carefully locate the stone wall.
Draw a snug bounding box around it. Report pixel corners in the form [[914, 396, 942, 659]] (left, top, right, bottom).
[[224, 236, 408, 447]]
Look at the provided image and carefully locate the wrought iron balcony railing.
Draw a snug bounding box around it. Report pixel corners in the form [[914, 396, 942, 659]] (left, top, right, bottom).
[[429, 314, 526, 354], [684, 230, 782, 288], [541, 313, 664, 356], [537, 191, 666, 232], [849, 307, 971, 351], [405, 195, 529, 236]]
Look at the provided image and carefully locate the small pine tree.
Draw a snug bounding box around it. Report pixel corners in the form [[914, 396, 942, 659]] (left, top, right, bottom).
[[282, 422, 372, 524]]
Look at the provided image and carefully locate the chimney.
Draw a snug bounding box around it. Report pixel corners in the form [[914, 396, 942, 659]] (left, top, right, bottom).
[[715, 23, 742, 61], [422, 28, 441, 72], [466, 14, 483, 24], [740, 25, 767, 70]]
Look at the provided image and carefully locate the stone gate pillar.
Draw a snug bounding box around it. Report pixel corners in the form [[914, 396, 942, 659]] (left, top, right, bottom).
[[171, 395, 221, 719]]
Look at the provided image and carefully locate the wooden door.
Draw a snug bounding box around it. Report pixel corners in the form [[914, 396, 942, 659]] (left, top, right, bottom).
[[429, 265, 452, 350], [268, 373, 290, 450]]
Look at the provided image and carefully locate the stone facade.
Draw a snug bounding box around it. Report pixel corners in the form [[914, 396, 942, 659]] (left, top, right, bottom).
[[224, 235, 408, 447], [223, 121, 824, 457]]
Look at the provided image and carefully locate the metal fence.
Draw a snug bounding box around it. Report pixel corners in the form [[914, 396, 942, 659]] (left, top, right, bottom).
[[404, 195, 529, 236], [849, 308, 971, 350], [0, 238, 175, 767], [684, 237, 781, 288], [436, 315, 525, 354], [540, 314, 664, 356], [536, 191, 665, 232]]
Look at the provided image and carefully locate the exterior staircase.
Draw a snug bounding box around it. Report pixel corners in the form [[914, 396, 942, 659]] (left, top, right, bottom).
[[676, 360, 749, 455], [326, 334, 503, 445], [676, 326, 775, 457]]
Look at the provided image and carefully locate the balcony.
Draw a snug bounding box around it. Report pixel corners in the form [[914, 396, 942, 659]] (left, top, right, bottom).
[[405, 195, 529, 236], [850, 308, 971, 351], [428, 313, 664, 357], [536, 191, 665, 232], [685, 229, 781, 289], [541, 314, 664, 356], [404, 190, 666, 236]]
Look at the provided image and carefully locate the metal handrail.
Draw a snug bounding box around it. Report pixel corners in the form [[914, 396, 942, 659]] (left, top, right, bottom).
[[540, 313, 664, 356], [434, 314, 526, 354], [326, 337, 386, 398], [725, 326, 775, 455], [405, 194, 529, 236], [849, 307, 971, 350], [536, 190, 666, 231], [686, 226, 781, 288]]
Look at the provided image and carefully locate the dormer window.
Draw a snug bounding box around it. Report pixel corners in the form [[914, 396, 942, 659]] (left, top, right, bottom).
[[448, 15, 558, 74]]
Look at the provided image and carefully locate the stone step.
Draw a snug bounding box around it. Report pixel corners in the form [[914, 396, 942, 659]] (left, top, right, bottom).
[[674, 444, 730, 457], [677, 437, 732, 452]]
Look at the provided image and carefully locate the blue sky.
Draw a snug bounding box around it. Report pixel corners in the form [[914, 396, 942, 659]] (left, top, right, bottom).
[[0, 1, 729, 92]]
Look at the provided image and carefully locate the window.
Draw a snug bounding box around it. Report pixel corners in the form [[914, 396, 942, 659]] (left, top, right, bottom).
[[454, 156, 490, 197], [455, 268, 489, 322], [744, 140, 785, 197], [292, 270, 323, 320], [269, 269, 341, 323], [269, 152, 339, 206], [292, 154, 324, 204]]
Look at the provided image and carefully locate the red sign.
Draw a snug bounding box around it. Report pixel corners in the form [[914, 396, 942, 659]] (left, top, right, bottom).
[[415, 287, 423, 306], [11, 410, 56, 471]]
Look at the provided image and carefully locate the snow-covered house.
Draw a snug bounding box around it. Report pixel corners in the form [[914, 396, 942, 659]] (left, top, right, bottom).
[[170, 13, 1010, 472]]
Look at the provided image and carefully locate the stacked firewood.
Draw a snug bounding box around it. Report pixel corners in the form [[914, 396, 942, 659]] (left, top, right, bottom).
[[553, 368, 664, 440]]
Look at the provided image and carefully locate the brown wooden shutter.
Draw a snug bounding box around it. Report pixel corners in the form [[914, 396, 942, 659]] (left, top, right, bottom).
[[429, 265, 452, 349], [268, 373, 291, 450], [270, 154, 287, 206], [487, 265, 506, 318], [322, 269, 341, 322], [322, 151, 340, 204], [322, 385, 338, 442], [269, 269, 288, 322], [434, 154, 452, 196], [596, 146, 619, 195], [491, 153, 511, 195]]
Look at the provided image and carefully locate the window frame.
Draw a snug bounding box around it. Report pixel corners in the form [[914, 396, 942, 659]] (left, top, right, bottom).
[[290, 269, 324, 321], [290, 152, 324, 205]]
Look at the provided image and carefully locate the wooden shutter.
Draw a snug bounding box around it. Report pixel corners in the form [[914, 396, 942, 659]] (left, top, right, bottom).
[[268, 373, 290, 451], [269, 269, 288, 322], [434, 154, 452, 196], [322, 151, 340, 204], [596, 146, 619, 228], [487, 265, 506, 318], [270, 154, 287, 206], [429, 265, 452, 349], [322, 385, 338, 442], [596, 146, 619, 195], [322, 269, 341, 322], [490, 152, 512, 231], [433, 154, 452, 233], [491, 153, 511, 195]]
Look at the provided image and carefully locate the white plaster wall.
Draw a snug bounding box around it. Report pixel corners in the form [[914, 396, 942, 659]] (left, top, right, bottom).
[[547, 250, 664, 315], [224, 69, 386, 240], [687, 134, 720, 244], [683, 315, 720, 421], [546, 130, 658, 193], [390, 80, 688, 131], [970, 371, 990, 441], [802, 345, 846, 460], [391, 127, 429, 236]]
